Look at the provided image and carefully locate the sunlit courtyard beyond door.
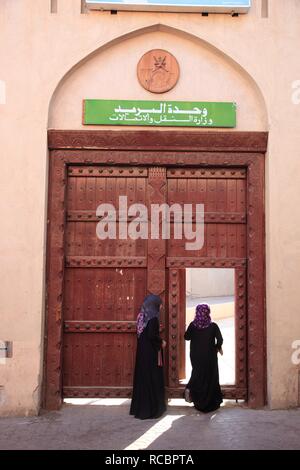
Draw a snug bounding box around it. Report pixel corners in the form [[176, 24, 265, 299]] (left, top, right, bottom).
[[182, 268, 235, 386]]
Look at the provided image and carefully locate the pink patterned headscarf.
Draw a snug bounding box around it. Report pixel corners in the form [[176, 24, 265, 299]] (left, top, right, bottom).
[[193, 304, 212, 330], [136, 294, 162, 338]]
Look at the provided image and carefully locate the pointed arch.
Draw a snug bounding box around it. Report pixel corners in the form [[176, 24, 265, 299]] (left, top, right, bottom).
[[48, 23, 268, 128]]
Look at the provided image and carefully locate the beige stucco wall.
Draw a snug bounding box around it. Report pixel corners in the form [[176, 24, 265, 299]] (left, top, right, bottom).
[[0, 0, 300, 415], [49, 29, 266, 130], [186, 268, 234, 298]]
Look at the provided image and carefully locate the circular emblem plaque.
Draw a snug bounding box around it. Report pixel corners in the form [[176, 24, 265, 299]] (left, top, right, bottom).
[[137, 49, 180, 94]]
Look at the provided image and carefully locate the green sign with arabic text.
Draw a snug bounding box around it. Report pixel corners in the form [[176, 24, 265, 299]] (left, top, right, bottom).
[[83, 99, 236, 128]]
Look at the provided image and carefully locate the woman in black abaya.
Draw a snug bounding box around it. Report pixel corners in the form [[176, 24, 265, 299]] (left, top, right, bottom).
[[130, 294, 167, 420], [184, 303, 223, 413]]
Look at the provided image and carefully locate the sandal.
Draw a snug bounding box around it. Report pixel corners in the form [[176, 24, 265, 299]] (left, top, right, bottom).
[[184, 388, 192, 403]]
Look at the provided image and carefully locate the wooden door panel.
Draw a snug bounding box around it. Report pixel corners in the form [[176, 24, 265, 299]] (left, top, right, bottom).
[[166, 168, 248, 400], [66, 167, 148, 259], [167, 223, 247, 258], [167, 169, 246, 210], [67, 167, 148, 209], [64, 268, 147, 321], [63, 166, 148, 397], [63, 332, 136, 387], [65, 221, 147, 257]]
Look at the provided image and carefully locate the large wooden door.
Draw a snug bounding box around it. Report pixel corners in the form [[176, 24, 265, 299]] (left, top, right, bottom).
[[166, 167, 247, 400], [62, 164, 247, 400], [63, 165, 167, 398], [44, 130, 266, 409]]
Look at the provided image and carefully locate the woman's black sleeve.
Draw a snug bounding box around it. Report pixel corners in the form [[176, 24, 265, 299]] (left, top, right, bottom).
[[215, 323, 223, 350], [147, 317, 163, 351], [184, 323, 193, 341]]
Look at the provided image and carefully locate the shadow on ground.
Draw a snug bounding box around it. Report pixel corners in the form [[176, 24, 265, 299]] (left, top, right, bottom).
[[0, 399, 299, 450]]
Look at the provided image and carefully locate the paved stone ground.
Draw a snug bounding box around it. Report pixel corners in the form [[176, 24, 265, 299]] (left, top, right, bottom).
[[0, 399, 300, 450]]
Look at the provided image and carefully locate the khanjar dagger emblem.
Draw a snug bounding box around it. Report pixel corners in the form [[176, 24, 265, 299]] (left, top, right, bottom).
[[137, 49, 180, 94]]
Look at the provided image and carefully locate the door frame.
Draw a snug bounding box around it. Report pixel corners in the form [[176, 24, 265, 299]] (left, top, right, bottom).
[[168, 266, 247, 401], [43, 130, 267, 410]]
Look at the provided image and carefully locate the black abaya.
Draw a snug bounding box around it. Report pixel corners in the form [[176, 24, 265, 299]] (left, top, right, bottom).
[[130, 317, 166, 419], [185, 322, 223, 413]]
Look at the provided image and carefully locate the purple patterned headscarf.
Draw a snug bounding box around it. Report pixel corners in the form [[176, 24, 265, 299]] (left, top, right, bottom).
[[193, 304, 212, 330], [136, 294, 162, 338]]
